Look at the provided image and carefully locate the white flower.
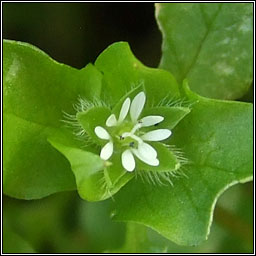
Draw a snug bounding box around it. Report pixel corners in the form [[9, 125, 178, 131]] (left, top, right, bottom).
[[95, 91, 172, 172], [94, 126, 113, 160], [106, 97, 131, 127]]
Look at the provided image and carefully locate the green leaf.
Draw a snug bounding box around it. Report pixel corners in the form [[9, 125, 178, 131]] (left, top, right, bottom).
[[48, 140, 134, 201], [48, 140, 104, 201], [95, 42, 180, 105], [3, 39, 102, 199], [112, 183, 253, 253], [112, 84, 253, 246], [77, 106, 111, 145], [156, 3, 253, 99], [3, 115, 75, 199]]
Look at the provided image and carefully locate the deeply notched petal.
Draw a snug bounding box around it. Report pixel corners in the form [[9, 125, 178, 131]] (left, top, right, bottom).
[[141, 129, 172, 141], [118, 97, 131, 123], [95, 126, 111, 140], [138, 142, 157, 159], [100, 141, 113, 160], [106, 114, 117, 127], [130, 92, 146, 123], [132, 149, 159, 166], [122, 149, 136, 172], [141, 115, 164, 127]]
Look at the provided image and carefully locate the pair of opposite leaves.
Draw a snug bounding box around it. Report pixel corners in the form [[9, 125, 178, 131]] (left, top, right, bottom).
[[3, 40, 252, 246]]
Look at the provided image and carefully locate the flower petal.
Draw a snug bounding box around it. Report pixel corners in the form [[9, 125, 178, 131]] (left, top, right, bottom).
[[100, 141, 113, 160], [95, 126, 111, 140], [141, 129, 172, 141], [130, 123, 142, 134], [121, 132, 130, 138], [106, 114, 117, 127], [140, 115, 164, 127], [118, 97, 131, 123], [138, 142, 157, 159], [132, 149, 159, 166], [122, 149, 136, 172], [130, 92, 146, 123]]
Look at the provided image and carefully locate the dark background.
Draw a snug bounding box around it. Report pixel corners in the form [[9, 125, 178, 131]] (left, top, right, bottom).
[[3, 3, 162, 68]]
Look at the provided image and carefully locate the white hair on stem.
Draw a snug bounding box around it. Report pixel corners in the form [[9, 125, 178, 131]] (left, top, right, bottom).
[[61, 96, 110, 147], [156, 94, 196, 109], [134, 142, 189, 187]]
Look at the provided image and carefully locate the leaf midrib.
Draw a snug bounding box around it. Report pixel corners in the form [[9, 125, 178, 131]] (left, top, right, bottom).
[[181, 3, 223, 81]]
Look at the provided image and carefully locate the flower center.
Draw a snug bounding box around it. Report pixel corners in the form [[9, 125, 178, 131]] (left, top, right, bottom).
[[110, 121, 141, 149]]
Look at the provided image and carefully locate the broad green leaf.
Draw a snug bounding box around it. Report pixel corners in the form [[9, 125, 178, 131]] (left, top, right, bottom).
[[112, 84, 253, 246], [3, 115, 75, 199], [3, 40, 102, 199], [111, 184, 252, 253], [95, 42, 180, 105], [48, 140, 134, 201], [156, 3, 253, 99]]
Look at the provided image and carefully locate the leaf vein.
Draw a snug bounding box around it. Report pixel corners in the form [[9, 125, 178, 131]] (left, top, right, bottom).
[[181, 3, 223, 80]]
